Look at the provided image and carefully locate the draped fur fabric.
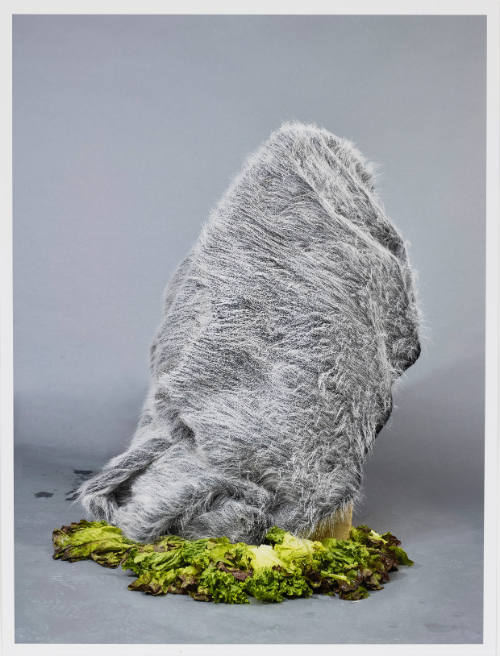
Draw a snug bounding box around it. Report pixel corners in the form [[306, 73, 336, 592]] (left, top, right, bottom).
[[77, 122, 421, 544]]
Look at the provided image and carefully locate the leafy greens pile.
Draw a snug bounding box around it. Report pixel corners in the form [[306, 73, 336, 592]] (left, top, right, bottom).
[[52, 520, 413, 604]]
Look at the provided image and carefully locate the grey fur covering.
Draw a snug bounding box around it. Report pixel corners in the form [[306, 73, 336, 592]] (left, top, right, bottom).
[[77, 122, 421, 544]]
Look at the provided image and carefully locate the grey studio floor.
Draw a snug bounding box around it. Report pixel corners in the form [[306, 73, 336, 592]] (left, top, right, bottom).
[[15, 410, 484, 644]]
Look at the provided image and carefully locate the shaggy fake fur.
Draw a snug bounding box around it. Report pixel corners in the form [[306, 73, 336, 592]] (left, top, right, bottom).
[[77, 122, 421, 544]]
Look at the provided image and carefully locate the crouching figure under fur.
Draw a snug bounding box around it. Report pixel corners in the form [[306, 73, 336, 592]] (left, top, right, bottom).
[[77, 122, 421, 544]]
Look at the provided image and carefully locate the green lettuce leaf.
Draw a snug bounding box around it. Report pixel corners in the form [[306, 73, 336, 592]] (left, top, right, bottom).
[[52, 520, 135, 567], [196, 565, 249, 604], [51, 519, 413, 604]]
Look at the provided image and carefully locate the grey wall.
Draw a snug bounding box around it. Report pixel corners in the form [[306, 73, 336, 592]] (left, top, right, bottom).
[[14, 14, 486, 508]]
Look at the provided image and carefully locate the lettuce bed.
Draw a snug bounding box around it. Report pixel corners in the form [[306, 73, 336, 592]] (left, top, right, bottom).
[[52, 520, 413, 604]]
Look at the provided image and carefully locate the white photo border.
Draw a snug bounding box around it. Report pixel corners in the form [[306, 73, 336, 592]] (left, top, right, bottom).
[[1, 2, 498, 655]]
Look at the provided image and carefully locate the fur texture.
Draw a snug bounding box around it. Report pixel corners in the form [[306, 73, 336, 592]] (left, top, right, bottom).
[[77, 122, 421, 544]]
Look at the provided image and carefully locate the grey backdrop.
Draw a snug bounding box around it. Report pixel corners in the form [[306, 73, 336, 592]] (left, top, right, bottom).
[[13, 15, 486, 644]]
